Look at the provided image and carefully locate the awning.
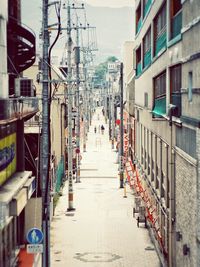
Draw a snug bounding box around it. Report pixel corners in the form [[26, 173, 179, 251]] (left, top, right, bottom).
[[0, 171, 33, 204], [152, 97, 166, 117]]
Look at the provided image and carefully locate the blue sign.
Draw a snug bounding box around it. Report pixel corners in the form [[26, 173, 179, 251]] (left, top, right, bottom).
[[27, 228, 43, 244]]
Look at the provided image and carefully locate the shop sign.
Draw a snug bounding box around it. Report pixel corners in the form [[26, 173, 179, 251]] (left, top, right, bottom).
[[27, 244, 43, 254], [0, 133, 16, 186]]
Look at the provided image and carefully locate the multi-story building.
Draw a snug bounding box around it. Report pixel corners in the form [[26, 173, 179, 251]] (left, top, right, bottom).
[[24, 60, 66, 212], [123, 41, 135, 160], [131, 0, 200, 266], [0, 0, 38, 265]]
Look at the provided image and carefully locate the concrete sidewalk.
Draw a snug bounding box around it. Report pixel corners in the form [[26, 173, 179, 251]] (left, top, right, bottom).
[[50, 107, 161, 267]]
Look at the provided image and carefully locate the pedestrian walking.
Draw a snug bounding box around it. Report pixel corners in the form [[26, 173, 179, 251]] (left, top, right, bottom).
[[101, 125, 105, 135], [94, 126, 97, 134]]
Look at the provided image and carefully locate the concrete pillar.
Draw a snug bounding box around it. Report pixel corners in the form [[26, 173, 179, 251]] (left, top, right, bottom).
[[196, 128, 200, 266], [0, 0, 8, 99]]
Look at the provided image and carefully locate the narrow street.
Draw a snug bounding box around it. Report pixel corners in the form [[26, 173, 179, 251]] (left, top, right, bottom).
[[51, 108, 161, 267]]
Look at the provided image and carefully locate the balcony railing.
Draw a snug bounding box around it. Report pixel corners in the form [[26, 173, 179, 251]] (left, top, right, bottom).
[[155, 29, 167, 56], [144, 0, 152, 18], [136, 61, 142, 77], [143, 49, 151, 68], [136, 17, 142, 34], [171, 10, 182, 39], [0, 97, 38, 122]]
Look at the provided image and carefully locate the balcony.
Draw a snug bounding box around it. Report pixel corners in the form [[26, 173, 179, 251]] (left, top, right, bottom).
[[155, 29, 167, 56], [136, 17, 142, 34], [144, 0, 152, 18], [171, 10, 182, 40], [0, 97, 39, 123], [136, 61, 142, 77], [143, 49, 151, 69]]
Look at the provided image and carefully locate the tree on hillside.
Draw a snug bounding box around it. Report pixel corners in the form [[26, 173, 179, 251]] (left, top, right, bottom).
[[93, 56, 118, 88]]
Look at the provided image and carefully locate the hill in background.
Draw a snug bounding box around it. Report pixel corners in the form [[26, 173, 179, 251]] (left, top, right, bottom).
[[21, 1, 134, 63]]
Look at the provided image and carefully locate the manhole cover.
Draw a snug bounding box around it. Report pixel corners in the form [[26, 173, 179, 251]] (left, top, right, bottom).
[[145, 246, 155, 251], [65, 213, 75, 217], [74, 252, 121, 262], [54, 251, 61, 255]]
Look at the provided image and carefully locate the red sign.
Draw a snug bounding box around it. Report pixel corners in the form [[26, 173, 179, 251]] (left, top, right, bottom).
[[116, 119, 120, 125]]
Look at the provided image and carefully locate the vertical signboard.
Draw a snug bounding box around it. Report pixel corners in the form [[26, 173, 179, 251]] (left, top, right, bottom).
[[0, 133, 16, 186]]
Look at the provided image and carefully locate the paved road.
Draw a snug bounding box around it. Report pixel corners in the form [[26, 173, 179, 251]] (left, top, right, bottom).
[[51, 108, 161, 267]]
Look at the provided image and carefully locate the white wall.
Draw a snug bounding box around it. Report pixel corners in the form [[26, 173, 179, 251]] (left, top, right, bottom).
[[0, 0, 8, 98]]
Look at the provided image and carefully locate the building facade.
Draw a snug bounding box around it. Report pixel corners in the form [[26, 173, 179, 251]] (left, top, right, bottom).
[[0, 0, 38, 266], [130, 0, 200, 266]]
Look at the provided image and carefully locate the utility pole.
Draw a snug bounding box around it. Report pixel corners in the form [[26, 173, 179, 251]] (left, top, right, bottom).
[[66, 1, 75, 211], [111, 84, 115, 149], [83, 49, 87, 152], [41, 0, 50, 265], [108, 78, 112, 140], [119, 63, 124, 188], [75, 17, 81, 183]]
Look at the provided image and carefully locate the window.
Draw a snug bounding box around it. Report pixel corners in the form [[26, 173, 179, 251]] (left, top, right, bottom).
[[136, 46, 142, 76], [136, 2, 142, 34], [170, 64, 181, 94], [143, 28, 151, 68], [170, 0, 182, 39], [143, 0, 152, 18], [188, 71, 193, 102], [155, 4, 166, 36], [152, 71, 166, 117], [154, 72, 166, 98], [144, 28, 151, 54], [170, 64, 182, 117], [154, 3, 167, 55]]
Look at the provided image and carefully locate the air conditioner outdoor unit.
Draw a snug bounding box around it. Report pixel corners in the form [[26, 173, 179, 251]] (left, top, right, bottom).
[[15, 78, 34, 97]]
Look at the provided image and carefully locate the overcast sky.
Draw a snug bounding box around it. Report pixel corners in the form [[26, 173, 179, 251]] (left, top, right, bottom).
[[82, 0, 134, 8]]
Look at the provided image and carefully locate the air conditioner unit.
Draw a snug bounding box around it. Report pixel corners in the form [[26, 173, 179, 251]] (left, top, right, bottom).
[[15, 78, 34, 97]]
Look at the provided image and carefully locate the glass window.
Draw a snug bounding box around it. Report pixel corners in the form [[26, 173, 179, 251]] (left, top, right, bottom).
[[155, 3, 166, 38], [143, 28, 151, 54], [154, 72, 166, 98], [170, 64, 181, 93]]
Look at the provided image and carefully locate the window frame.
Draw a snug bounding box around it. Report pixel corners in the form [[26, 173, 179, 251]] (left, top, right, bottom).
[[154, 71, 167, 99]]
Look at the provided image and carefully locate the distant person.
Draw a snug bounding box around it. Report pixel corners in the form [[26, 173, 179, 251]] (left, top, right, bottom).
[[94, 126, 97, 134], [101, 125, 105, 134]]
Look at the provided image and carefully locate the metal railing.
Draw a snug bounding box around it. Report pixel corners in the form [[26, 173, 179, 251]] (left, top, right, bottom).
[[0, 97, 39, 121]]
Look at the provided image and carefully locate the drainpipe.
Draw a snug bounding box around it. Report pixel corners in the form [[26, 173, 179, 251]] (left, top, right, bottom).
[[168, 105, 176, 267], [0, 1, 8, 98]]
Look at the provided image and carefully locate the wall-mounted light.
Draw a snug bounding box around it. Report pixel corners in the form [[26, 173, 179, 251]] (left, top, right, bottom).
[[176, 231, 182, 241], [183, 244, 190, 256]]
